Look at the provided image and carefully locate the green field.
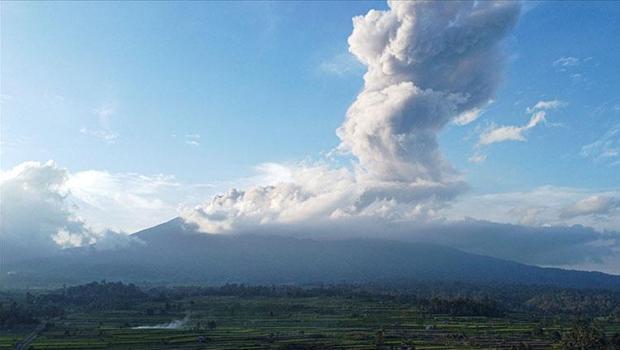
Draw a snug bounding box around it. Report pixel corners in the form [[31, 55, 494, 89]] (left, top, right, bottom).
[[3, 294, 619, 350]]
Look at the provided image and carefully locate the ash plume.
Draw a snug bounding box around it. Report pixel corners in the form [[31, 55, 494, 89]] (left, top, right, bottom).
[[183, 1, 521, 233]]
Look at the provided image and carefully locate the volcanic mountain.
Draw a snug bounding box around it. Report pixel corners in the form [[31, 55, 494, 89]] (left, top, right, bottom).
[[3, 218, 619, 290]]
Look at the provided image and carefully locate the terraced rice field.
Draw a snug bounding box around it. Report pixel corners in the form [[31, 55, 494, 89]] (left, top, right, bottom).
[[2, 296, 618, 349]]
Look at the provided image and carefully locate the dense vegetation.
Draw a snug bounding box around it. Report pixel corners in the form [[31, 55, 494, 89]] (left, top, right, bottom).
[[0, 301, 36, 326], [38, 281, 147, 311], [144, 281, 620, 318], [2, 281, 620, 349], [3, 281, 620, 325], [422, 297, 504, 317]]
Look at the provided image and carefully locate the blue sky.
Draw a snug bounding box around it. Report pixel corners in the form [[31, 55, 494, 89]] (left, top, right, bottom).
[[2, 1, 377, 180], [2, 1, 620, 272], [3, 2, 619, 188]]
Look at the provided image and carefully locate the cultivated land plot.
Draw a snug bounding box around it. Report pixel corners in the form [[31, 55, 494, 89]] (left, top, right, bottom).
[[2, 295, 619, 350]]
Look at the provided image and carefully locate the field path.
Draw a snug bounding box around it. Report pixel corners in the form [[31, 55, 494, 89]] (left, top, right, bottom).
[[14, 322, 45, 350]]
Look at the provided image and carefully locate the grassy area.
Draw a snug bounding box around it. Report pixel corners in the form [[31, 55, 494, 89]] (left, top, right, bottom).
[[3, 294, 618, 349]]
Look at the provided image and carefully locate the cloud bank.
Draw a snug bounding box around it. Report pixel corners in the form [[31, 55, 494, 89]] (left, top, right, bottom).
[[445, 186, 620, 230], [0, 161, 97, 261], [406, 220, 619, 272], [66, 170, 188, 233], [561, 195, 620, 219], [184, 1, 521, 233], [0, 161, 187, 262]]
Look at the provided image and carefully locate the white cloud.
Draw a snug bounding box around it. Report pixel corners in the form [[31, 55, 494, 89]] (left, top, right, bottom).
[[580, 123, 620, 166], [468, 153, 487, 164], [478, 110, 546, 145], [561, 195, 620, 219], [81, 103, 119, 143], [478, 100, 563, 146], [552, 57, 592, 83], [570, 73, 584, 83], [508, 206, 547, 226], [0, 161, 219, 261], [183, 134, 201, 147], [444, 185, 620, 232], [454, 107, 483, 126], [526, 99, 565, 113], [0, 161, 98, 260], [553, 56, 580, 67], [80, 127, 119, 144], [251, 162, 294, 184], [92, 104, 115, 129], [454, 100, 494, 126], [66, 169, 216, 233], [319, 52, 364, 76]]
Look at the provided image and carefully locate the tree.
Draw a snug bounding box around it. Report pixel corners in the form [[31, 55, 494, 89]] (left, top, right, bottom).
[[376, 329, 385, 349], [610, 333, 620, 349], [560, 321, 607, 350]]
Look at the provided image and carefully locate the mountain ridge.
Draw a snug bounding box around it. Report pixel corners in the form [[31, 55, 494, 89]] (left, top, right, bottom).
[[3, 217, 619, 290]]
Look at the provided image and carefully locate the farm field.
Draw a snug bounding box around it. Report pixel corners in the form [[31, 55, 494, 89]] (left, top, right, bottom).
[[3, 294, 619, 350]]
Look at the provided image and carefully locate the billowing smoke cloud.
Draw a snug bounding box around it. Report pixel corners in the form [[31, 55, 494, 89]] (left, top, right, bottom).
[[184, 1, 521, 233], [0, 161, 95, 260], [182, 165, 359, 233], [340, 1, 519, 181], [0, 161, 138, 262]]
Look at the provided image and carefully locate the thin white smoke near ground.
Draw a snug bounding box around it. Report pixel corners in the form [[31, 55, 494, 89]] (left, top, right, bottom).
[[132, 316, 190, 330], [182, 1, 521, 234]]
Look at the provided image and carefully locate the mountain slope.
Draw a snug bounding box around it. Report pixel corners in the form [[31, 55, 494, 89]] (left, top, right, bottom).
[[3, 218, 620, 290]]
